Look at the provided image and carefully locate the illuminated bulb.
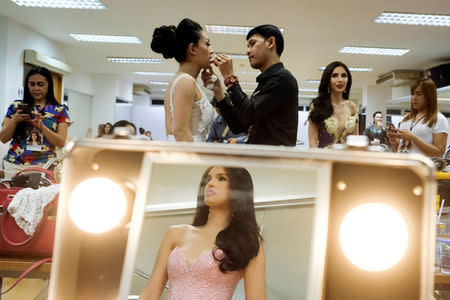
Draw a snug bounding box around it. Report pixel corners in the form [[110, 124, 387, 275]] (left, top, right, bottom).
[[69, 178, 127, 233], [339, 203, 408, 271]]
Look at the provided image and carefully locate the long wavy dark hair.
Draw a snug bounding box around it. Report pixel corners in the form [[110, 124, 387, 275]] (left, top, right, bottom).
[[309, 61, 352, 126], [15, 67, 58, 139], [192, 166, 261, 273]]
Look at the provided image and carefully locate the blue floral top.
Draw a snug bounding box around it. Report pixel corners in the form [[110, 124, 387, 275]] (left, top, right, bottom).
[[5, 100, 70, 165]]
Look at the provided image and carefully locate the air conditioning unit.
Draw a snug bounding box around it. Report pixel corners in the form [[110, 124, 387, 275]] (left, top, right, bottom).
[[376, 70, 422, 87], [133, 84, 151, 96], [24, 49, 72, 75]]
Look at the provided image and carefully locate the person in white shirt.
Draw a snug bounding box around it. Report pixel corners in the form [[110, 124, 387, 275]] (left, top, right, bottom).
[[387, 78, 448, 156]]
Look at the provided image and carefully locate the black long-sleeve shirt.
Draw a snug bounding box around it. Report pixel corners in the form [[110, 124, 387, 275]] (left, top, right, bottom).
[[216, 62, 298, 146]]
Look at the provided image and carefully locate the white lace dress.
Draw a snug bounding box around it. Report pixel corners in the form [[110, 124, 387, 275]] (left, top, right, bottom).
[[167, 74, 215, 143]]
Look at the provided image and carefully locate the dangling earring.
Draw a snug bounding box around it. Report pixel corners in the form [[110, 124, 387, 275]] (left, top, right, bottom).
[[327, 86, 330, 94]]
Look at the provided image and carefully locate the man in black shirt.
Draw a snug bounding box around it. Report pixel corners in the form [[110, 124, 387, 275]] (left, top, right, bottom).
[[202, 24, 298, 146]]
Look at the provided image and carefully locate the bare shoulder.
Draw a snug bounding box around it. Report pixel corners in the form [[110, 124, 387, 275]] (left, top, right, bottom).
[[167, 224, 196, 243], [345, 100, 358, 115]]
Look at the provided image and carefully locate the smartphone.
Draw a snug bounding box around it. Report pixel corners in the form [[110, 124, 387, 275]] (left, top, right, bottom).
[[17, 103, 33, 116]]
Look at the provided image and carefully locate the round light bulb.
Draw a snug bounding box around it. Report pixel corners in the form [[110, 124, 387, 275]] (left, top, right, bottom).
[[69, 178, 127, 233], [339, 203, 408, 271]]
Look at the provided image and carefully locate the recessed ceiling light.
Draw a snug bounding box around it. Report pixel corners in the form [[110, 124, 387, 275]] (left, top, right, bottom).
[[305, 79, 321, 84], [319, 66, 373, 72], [10, 0, 106, 9], [107, 57, 162, 64], [149, 81, 169, 85], [339, 46, 409, 56], [132, 72, 175, 76], [299, 88, 318, 92], [206, 25, 284, 35], [226, 54, 248, 59], [374, 12, 450, 27], [71, 34, 142, 44]]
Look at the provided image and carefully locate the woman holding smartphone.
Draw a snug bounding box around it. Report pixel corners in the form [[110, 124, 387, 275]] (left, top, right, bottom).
[[387, 78, 448, 156], [0, 66, 70, 178]]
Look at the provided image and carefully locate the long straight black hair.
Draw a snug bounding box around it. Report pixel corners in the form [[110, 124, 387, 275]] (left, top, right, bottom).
[[309, 61, 352, 126], [192, 166, 261, 273], [14, 67, 58, 139], [23, 66, 58, 105]]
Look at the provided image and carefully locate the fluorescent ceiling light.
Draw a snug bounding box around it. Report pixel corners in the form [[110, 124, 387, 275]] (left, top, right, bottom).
[[319, 66, 373, 72], [339, 46, 409, 56], [132, 72, 174, 76], [374, 12, 450, 27], [305, 79, 321, 84], [107, 57, 162, 64], [299, 88, 318, 92], [299, 94, 317, 99], [149, 81, 169, 85], [237, 70, 261, 75], [71, 34, 142, 44], [10, 0, 106, 9], [207, 25, 284, 35], [226, 54, 248, 59]]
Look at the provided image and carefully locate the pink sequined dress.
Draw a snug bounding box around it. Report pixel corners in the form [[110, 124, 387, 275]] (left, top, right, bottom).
[[167, 246, 242, 300]]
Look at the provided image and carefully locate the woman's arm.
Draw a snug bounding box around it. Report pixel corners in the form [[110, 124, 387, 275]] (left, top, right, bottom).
[[308, 104, 319, 148], [349, 101, 359, 135], [398, 130, 447, 156], [28, 111, 68, 148], [243, 242, 267, 300], [386, 130, 399, 152], [172, 77, 196, 142], [0, 111, 29, 143], [139, 227, 179, 300]]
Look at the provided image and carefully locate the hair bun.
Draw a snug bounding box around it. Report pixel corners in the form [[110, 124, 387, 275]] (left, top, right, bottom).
[[150, 25, 176, 59]]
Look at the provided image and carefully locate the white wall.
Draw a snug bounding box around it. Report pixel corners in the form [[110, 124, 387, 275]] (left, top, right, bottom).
[[90, 74, 118, 129], [116, 75, 133, 102], [131, 104, 166, 141], [66, 91, 93, 139], [115, 103, 132, 123], [64, 69, 95, 96], [3, 18, 66, 116]]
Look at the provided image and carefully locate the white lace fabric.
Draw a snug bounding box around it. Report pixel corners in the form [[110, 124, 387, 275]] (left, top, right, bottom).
[[169, 74, 214, 142], [7, 184, 60, 236]]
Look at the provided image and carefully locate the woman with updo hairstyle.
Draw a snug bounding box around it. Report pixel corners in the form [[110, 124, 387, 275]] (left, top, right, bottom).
[[139, 166, 266, 300], [151, 18, 214, 143]]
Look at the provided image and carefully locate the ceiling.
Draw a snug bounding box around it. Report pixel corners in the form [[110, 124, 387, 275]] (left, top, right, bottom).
[[1, 0, 450, 104]]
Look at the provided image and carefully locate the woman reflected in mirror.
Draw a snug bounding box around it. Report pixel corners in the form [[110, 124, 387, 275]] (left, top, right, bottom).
[[139, 166, 266, 300]]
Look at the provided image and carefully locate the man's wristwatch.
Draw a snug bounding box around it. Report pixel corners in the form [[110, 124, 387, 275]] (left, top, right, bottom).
[[224, 74, 239, 88]]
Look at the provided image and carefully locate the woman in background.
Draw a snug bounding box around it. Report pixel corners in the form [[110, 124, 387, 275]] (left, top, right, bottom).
[[308, 61, 358, 148], [0, 66, 70, 178], [151, 18, 214, 142], [387, 78, 448, 156], [139, 166, 266, 300], [103, 122, 112, 135]]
